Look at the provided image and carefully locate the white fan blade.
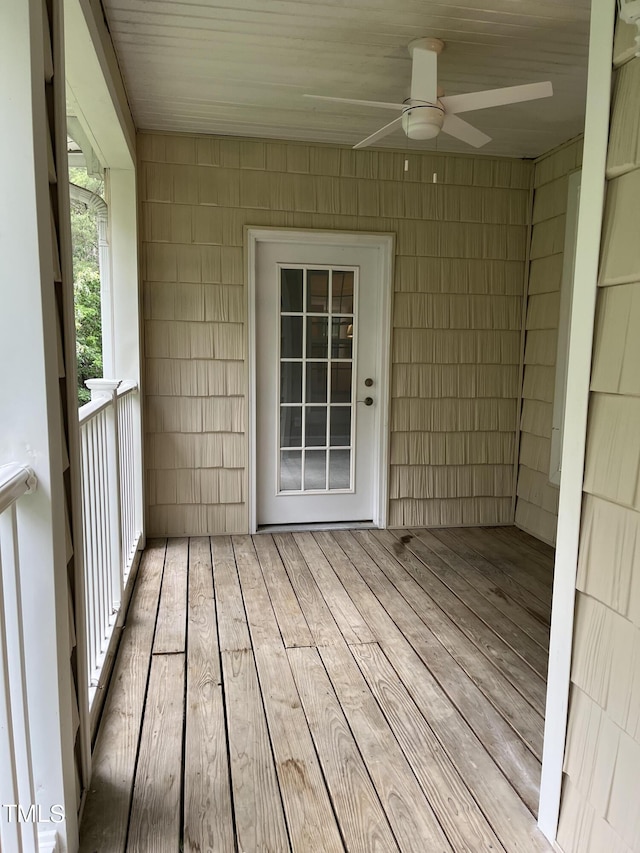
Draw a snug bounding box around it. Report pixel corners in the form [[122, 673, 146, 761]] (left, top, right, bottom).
[[410, 44, 438, 104], [442, 114, 491, 148], [353, 116, 403, 149], [440, 81, 553, 115], [305, 94, 405, 111]]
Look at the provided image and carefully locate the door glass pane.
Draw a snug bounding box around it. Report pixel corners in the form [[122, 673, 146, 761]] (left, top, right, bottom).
[[277, 264, 356, 494], [281, 268, 303, 312], [332, 271, 354, 314], [329, 450, 351, 490], [281, 362, 302, 403], [281, 316, 303, 358], [307, 317, 328, 358], [331, 319, 353, 359], [330, 407, 351, 446], [330, 364, 352, 403], [280, 450, 302, 491], [306, 362, 327, 403], [304, 450, 327, 490], [306, 406, 327, 447], [280, 407, 302, 447], [307, 270, 329, 313]]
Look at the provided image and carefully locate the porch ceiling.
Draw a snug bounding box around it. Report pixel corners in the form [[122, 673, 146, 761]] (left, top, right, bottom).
[[101, 0, 590, 159]]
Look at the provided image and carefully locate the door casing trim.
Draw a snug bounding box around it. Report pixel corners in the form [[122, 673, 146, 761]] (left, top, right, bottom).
[[246, 227, 395, 534]]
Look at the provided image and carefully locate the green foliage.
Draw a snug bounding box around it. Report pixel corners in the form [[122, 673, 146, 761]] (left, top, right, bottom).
[[69, 168, 104, 405]]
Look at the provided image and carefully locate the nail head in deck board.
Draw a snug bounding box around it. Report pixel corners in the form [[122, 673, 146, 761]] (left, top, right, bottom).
[[273, 532, 344, 646], [232, 534, 284, 648], [380, 637, 550, 851], [349, 642, 505, 853], [411, 527, 551, 658], [293, 532, 375, 645], [212, 535, 252, 651], [153, 537, 189, 654], [127, 653, 185, 853], [318, 642, 453, 853], [287, 646, 400, 853], [354, 530, 547, 744], [221, 649, 291, 853], [79, 540, 166, 853], [184, 537, 234, 853], [253, 644, 345, 852], [334, 531, 542, 810], [383, 528, 550, 685], [429, 527, 551, 634], [252, 534, 314, 648]]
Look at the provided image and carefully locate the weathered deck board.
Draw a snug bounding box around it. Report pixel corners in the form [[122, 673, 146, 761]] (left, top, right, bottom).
[[335, 531, 543, 808], [153, 537, 188, 654], [411, 527, 550, 654], [127, 653, 185, 853], [293, 531, 375, 645], [492, 525, 556, 577], [79, 539, 166, 853], [288, 646, 399, 852], [458, 527, 553, 606], [430, 527, 552, 630], [233, 535, 345, 851], [350, 641, 505, 853], [320, 641, 453, 853], [354, 530, 546, 749], [222, 648, 290, 852], [79, 527, 553, 853], [381, 528, 549, 687], [183, 537, 234, 853], [212, 535, 251, 652], [252, 533, 313, 648], [508, 525, 556, 560], [274, 532, 344, 646]]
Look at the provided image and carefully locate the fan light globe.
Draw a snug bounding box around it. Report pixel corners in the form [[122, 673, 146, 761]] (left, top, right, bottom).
[[401, 105, 445, 140]]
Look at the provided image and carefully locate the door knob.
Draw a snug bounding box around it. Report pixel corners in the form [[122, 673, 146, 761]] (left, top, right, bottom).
[[364, 378, 374, 387], [364, 397, 374, 406]]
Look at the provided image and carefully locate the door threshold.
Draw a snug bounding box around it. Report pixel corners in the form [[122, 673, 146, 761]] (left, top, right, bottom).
[[256, 520, 376, 534]]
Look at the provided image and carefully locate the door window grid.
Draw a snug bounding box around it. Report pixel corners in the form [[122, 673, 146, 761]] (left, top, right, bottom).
[[278, 266, 357, 493]]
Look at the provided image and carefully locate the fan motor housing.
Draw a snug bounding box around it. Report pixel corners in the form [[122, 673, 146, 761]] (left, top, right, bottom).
[[401, 104, 445, 140]]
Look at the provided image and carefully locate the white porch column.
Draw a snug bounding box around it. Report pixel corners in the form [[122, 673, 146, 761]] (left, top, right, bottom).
[[107, 169, 145, 550], [0, 0, 80, 850]]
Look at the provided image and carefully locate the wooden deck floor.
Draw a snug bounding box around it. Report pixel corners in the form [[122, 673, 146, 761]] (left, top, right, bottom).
[[79, 526, 554, 853]]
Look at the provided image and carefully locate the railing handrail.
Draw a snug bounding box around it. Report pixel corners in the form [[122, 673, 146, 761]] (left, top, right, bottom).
[[78, 395, 112, 426], [117, 380, 138, 398], [0, 464, 37, 515]]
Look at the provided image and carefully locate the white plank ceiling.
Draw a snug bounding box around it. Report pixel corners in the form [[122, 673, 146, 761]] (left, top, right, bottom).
[[101, 0, 591, 158]]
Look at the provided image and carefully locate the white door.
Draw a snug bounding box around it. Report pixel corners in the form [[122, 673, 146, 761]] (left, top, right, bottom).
[[255, 238, 387, 526]]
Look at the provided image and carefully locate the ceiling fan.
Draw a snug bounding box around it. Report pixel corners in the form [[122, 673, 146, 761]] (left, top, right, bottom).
[[305, 37, 553, 150]]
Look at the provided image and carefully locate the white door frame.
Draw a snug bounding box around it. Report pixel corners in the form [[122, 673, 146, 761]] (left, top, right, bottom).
[[246, 228, 394, 534], [537, 0, 615, 843]]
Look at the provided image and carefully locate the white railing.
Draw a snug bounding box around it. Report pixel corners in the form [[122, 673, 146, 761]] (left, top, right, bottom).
[[0, 463, 39, 853], [79, 380, 141, 705], [117, 382, 138, 586]]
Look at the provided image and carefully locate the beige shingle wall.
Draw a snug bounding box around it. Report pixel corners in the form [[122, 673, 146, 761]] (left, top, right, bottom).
[[557, 34, 640, 853], [515, 137, 583, 545], [139, 133, 533, 535]]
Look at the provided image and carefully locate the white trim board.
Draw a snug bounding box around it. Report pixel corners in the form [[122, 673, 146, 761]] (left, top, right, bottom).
[[246, 228, 394, 535], [537, 0, 615, 842]]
